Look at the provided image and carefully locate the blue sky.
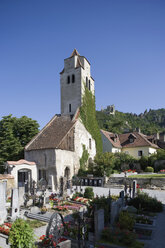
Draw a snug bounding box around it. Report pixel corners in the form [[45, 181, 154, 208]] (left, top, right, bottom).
[[0, 0, 165, 128]]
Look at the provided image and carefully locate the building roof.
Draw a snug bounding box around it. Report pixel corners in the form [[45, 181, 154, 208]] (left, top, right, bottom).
[[7, 159, 36, 165], [25, 115, 77, 151], [70, 48, 80, 57], [101, 130, 159, 149], [118, 132, 159, 149], [100, 130, 122, 148]]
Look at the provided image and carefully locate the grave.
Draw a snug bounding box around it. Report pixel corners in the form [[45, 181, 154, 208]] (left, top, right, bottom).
[[94, 209, 104, 240], [46, 212, 71, 247], [11, 188, 19, 220], [19, 186, 25, 206], [0, 182, 7, 224], [132, 180, 137, 198]]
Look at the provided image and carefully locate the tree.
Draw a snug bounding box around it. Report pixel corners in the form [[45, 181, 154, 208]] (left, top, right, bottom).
[[94, 152, 115, 176], [0, 115, 39, 165]]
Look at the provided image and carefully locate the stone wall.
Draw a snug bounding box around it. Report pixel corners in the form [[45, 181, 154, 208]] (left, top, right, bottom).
[[106, 176, 165, 189]]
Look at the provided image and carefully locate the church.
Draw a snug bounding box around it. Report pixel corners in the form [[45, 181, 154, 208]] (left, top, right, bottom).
[[24, 49, 96, 190]]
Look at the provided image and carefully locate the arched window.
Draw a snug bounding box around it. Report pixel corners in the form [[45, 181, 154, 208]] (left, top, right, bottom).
[[86, 77, 88, 88], [89, 80, 91, 91], [67, 76, 70, 84], [72, 74, 75, 83]]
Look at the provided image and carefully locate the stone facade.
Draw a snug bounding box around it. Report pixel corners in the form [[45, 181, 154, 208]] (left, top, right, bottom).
[[60, 49, 94, 116], [25, 119, 96, 190]]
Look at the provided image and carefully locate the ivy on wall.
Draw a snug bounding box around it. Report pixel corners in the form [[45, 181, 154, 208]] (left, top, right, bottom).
[[79, 144, 89, 170], [80, 86, 103, 153]]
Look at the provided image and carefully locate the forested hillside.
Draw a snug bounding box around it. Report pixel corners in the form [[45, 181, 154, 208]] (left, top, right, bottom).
[[96, 108, 165, 135]]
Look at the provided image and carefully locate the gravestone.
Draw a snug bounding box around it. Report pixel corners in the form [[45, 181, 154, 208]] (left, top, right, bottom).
[[94, 209, 104, 240], [0, 182, 7, 224], [110, 199, 122, 226], [129, 183, 132, 198], [11, 188, 19, 220], [19, 186, 25, 206], [58, 240, 71, 248], [132, 180, 137, 198], [110, 201, 118, 226], [2, 180, 7, 200], [119, 190, 125, 206]]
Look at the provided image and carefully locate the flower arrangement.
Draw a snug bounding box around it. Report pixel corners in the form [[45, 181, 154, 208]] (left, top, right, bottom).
[[0, 223, 12, 235], [125, 169, 136, 173], [53, 206, 68, 212], [72, 197, 91, 204], [39, 235, 66, 247]]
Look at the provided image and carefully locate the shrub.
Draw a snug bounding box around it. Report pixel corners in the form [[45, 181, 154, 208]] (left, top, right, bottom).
[[128, 192, 163, 212], [84, 187, 94, 199], [9, 219, 35, 248], [118, 211, 135, 231], [145, 166, 154, 172]]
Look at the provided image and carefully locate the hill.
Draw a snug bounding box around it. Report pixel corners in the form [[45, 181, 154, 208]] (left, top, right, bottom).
[[96, 108, 165, 135]]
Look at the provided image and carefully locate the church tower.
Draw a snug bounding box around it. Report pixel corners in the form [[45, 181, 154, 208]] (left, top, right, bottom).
[[60, 49, 95, 116]]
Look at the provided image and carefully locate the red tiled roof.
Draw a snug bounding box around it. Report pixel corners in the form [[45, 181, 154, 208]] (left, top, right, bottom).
[[119, 132, 159, 149], [25, 115, 77, 151], [101, 130, 122, 148], [7, 159, 36, 165]]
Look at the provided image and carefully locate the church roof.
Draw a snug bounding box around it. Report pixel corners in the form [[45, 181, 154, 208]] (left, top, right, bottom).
[[70, 49, 80, 57], [25, 115, 77, 151]]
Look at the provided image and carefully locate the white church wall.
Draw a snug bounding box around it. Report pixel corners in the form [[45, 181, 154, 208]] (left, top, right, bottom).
[[74, 119, 96, 160]]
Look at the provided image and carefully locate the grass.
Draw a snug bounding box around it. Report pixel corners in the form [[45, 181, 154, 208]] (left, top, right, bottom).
[[128, 174, 165, 178], [26, 220, 46, 229]]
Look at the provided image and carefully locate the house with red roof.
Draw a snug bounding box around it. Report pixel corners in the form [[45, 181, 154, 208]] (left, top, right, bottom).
[[101, 130, 159, 159]]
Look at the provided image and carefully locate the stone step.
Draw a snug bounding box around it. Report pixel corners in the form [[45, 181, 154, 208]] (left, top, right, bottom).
[[25, 212, 50, 222]]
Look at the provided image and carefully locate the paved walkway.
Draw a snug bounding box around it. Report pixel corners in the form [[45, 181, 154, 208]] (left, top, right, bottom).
[[141, 205, 165, 248]]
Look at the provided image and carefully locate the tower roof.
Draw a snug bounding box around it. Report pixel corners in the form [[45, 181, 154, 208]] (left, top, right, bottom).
[[70, 49, 80, 57]]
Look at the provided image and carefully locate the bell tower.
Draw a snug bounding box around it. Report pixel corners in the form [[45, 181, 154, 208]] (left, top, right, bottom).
[[60, 49, 95, 116]]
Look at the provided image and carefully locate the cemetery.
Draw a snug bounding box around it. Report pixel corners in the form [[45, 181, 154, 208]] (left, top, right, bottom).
[[0, 176, 164, 248]]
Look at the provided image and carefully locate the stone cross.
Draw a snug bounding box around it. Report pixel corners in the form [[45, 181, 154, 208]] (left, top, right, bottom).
[[0, 182, 7, 224], [11, 188, 19, 220]]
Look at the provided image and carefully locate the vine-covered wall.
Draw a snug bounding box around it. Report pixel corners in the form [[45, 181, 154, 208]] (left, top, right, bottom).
[[80, 86, 103, 153]]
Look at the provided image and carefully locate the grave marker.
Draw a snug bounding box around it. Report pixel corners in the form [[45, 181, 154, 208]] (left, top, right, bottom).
[[11, 188, 19, 220], [0, 182, 7, 224], [19, 186, 25, 206], [94, 209, 104, 240], [132, 180, 137, 198]]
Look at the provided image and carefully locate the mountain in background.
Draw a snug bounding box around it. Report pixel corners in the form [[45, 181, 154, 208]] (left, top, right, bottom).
[[96, 108, 165, 135]]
